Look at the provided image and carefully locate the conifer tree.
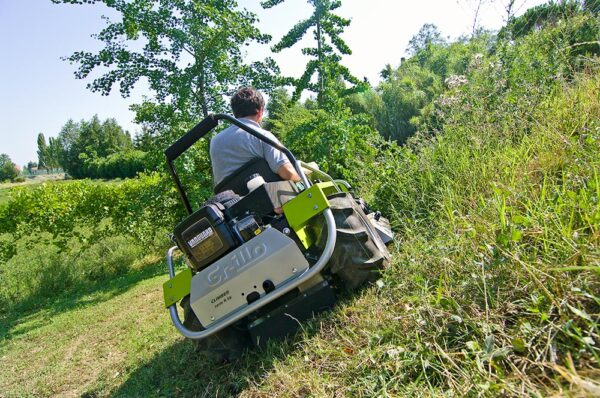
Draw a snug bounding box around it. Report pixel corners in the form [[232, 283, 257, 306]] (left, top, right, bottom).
[[262, 0, 361, 105], [37, 133, 48, 171]]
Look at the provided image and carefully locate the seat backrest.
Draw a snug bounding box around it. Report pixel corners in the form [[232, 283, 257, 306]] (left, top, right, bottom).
[[214, 158, 282, 196]]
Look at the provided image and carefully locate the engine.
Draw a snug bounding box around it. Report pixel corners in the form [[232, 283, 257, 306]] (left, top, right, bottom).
[[171, 181, 312, 328], [171, 181, 301, 272]]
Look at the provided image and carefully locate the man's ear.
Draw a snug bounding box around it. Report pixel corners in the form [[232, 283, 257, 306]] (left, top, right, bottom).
[[257, 107, 264, 122]]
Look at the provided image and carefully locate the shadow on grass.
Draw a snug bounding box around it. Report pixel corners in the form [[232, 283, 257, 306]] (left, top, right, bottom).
[[103, 287, 364, 398], [0, 256, 169, 341], [104, 320, 320, 398]]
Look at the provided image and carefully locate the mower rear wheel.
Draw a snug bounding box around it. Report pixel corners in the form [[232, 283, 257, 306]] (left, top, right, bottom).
[[317, 193, 391, 290], [180, 295, 251, 363]]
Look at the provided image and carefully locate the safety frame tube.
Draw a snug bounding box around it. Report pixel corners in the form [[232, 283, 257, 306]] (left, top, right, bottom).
[[167, 208, 337, 340]]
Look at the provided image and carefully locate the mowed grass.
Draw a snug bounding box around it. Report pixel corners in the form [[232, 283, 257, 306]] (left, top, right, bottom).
[[0, 256, 175, 398], [0, 254, 408, 398], [0, 254, 322, 398]]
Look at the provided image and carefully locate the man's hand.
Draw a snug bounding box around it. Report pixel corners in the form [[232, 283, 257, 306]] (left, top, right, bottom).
[[277, 162, 301, 182]]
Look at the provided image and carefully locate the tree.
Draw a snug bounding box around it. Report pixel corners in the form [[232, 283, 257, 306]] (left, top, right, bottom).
[[266, 88, 292, 120], [500, 1, 583, 39], [407, 24, 446, 55], [55, 116, 134, 178], [56, 119, 80, 176], [37, 133, 48, 171], [368, 63, 443, 143], [26, 161, 38, 174], [379, 64, 394, 80], [46, 137, 62, 173], [262, 0, 361, 105], [53, 0, 279, 124], [0, 154, 19, 182]]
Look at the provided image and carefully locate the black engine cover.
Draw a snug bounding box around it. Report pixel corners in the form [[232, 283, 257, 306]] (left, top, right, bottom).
[[172, 204, 237, 271]]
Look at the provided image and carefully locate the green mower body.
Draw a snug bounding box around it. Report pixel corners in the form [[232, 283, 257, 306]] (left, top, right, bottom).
[[163, 114, 392, 359]]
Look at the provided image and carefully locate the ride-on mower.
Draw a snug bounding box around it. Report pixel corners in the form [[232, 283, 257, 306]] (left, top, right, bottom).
[[162, 114, 393, 361]]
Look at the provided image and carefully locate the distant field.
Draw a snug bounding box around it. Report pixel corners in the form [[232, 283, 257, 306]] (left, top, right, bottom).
[[0, 173, 66, 188], [0, 174, 126, 206], [0, 174, 66, 205]]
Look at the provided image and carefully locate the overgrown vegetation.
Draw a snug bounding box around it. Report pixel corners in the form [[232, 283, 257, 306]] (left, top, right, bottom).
[[1, 0, 599, 396], [0, 174, 183, 313]]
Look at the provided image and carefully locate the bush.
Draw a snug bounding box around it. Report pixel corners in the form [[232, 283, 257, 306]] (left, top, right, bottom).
[[82, 150, 148, 179], [0, 154, 19, 182], [0, 172, 184, 264], [273, 107, 385, 191]]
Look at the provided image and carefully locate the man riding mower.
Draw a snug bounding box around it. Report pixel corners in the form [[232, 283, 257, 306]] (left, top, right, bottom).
[[162, 92, 393, 362]]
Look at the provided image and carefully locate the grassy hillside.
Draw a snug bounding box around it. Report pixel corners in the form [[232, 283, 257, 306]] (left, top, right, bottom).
[[1, 74, 598, 397], [1, 4, 599, 395]]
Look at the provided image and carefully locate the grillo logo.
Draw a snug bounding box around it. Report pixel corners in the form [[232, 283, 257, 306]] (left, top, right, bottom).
[[187, 227, 214, 248], [206, 242, 267, 287]]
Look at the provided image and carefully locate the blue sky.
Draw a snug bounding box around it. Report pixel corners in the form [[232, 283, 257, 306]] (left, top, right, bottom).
[[0, 0, 545, 166]]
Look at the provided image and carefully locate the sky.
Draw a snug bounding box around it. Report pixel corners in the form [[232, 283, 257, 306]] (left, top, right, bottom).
[[0, 0, 546, 167]]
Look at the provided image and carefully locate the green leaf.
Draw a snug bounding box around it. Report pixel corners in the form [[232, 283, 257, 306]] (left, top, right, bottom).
[[511, 214, 529, 225], [466, 341, 480, 351], [567, 304, 593, 322], [512, 337, 527, 354], [511, 229, 523, 242]]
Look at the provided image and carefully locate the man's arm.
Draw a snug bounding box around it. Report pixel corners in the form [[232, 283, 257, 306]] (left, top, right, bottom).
[[277, 162, 301, 182]]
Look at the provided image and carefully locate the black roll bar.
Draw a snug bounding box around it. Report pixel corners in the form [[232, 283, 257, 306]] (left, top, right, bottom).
[[165, 114, 305, 215]]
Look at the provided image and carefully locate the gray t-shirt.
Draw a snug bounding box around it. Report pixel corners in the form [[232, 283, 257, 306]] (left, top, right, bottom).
[[209, 118, 289, 185]]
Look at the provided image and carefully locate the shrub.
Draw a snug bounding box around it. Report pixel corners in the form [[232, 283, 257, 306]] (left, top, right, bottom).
[[0, 172, 184, 263], [0, 154, 19, 181], [274, 107, 385, 191], [81, 150, 148, 179]]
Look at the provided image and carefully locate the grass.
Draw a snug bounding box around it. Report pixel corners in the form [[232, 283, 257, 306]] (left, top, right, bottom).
[[0, 256, 171, 397], [0, 187, 10, 206], [1, 76, 599, 397]]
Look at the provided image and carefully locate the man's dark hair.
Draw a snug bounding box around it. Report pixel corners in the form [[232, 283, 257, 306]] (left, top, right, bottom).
[[230, 87, 265, 118]]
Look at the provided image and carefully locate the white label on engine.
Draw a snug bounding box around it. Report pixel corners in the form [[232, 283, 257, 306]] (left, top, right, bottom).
[[187, 227, 214, 248]]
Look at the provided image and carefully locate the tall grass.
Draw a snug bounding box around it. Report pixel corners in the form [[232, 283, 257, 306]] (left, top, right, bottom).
[[238, 73, 600, 397], [0, 175, 179, 313], [0, 235, 145, 313]]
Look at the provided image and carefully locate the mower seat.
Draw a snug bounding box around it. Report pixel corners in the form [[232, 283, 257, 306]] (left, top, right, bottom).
[[214, 158, 282, 196]]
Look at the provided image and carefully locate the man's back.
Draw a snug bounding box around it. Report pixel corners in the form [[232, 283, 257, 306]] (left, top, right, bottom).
[[210, 118, 288, 186]]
